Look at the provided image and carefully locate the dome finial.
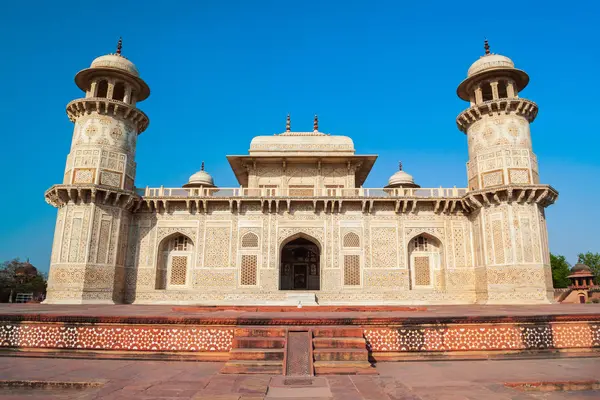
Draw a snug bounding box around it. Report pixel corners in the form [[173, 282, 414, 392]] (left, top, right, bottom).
[[398, 161, 403, 171], [116, 37, 123, 55], [313, 114, 318, 131], [286, 114, 291, 132], [484, 38, 490, 55], [201, 161, 205, 171]]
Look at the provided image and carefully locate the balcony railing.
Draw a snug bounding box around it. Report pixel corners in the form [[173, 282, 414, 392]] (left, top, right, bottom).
[[137, 187, 468, 198]]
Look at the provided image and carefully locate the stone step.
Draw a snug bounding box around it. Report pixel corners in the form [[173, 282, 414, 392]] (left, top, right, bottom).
[[313, 337, 366, 349], [312, 328, 364, 338], [313, 361, 378, 375], [285, 292, 318, 306], [313, 348, 369, 362], [234, 327, 286, 338], [229, 348, 285, 361], [233, 337, 285, 349], [220, 360, 283, 375]]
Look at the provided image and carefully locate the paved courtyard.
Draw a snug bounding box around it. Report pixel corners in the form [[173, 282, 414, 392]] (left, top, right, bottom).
[[0, 357, 598, 399]]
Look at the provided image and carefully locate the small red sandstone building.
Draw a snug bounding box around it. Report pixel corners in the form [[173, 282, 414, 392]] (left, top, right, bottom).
[[561, 264, 598, 304]]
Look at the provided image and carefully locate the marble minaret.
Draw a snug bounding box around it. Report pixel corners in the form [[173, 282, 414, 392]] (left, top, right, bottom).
[[457, 41, 556, 304], [44, 39, 150, 303]]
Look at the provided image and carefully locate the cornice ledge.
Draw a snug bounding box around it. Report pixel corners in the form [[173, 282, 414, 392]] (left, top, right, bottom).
[[66, 97, 150, 133], [456, 98, 538, 133], [45, 184, 141, 210], [460, 184, 558, 210]]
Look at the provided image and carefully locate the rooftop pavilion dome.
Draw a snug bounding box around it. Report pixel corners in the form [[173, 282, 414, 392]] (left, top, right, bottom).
[[570, 263, 593, 275], [183, 162, 215, 188], [75, 38, 150, 101], [385, 162, 420, 188], [249, 114, 355, 156], [227, 115, 377, 187], [457, 40, 529, 101]]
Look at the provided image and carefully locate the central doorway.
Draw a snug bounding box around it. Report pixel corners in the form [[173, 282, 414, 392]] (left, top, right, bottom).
[[280, 237, 320, 290]]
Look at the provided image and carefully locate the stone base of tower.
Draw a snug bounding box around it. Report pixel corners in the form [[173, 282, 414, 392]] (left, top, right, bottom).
[[474, 265, 555, 305], [44, 264, 125, 305], [43, 289, 122, 305]]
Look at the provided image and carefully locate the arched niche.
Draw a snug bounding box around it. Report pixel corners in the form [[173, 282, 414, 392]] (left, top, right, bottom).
[[155, 233, 194, 290], [407, 233, 443, 290], [279, 233, 322, 291]]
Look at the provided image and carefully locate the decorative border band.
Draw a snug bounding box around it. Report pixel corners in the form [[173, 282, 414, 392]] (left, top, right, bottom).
[[0, 324, 233, 352], [365, 322, 600, 352]]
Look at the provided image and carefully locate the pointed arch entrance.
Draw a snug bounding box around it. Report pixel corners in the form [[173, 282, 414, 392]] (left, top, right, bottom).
[[280, 236, 320, 290], [408, 233, 442, 290]]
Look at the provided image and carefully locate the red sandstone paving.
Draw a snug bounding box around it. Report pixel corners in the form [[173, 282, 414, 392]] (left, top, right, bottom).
[[0, 358, 599, 399]]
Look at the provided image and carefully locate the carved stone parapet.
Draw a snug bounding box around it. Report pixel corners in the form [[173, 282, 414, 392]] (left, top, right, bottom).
[[138, 195, 469, 215], [66, 98, 149, 133], [456, 98, 538, 133], [461, 184, 558, 211], [45, 184, 141, 210]]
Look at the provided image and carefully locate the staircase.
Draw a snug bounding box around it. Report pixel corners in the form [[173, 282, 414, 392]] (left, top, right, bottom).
[[312, 328, 377, 375], [220, 328, 285, 374]]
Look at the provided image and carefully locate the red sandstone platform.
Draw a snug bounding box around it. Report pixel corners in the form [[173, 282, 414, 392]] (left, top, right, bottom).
[[1, 304, 599, 369], [0, 304, 599, 325]]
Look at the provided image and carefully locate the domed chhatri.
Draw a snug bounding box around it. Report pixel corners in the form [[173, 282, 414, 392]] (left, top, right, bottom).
[[569, 263, 593, 275], [90, 54, 139, 76], [565, 263, 596, 302], [183, 162, 215, 188], [15, 261, 38, 277], [457, 39, 529, 101], [385, 162, 419, 189], [74, 37, 150, 101]]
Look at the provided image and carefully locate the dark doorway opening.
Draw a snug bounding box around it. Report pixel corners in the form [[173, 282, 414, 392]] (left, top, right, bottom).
[[280, 237, 320, 290]]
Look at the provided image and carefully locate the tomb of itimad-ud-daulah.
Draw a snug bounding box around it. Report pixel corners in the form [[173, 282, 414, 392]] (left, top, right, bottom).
[[43, 40, 558, 305]]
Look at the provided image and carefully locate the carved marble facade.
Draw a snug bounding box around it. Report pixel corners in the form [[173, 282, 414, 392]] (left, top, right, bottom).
[[44, 42, 558, 305]]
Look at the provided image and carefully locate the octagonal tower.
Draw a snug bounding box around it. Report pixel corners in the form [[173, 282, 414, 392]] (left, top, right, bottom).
[[457, 40, 538, 190], [44, 39, 150, 304], [457, 41, 557, 304]]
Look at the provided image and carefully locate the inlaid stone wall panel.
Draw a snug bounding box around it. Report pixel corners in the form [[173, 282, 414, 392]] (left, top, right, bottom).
[[452, 223, 467, 268], [170, 256, 188, 285], [204, 227, 231, 267], [240, 254, 258, 286], [344, 254, 361, 286], [96, 219, 112, 264], [414, 256, 431, 286], [365, 269, 408, 288], [193, 270, 236, 288], [370, 227, 397, 268], [490, 215, 505, 265], [100, 170, 122, 187], [482, 170, 503, 188], [68, 216, 83, 263], [520, 216, 533, 263], [73, 168, 95, 184], [50, 208, 65, 263]]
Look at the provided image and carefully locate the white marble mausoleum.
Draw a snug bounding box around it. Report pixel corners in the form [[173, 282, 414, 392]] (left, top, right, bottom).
[[44, 40, 558, 305]]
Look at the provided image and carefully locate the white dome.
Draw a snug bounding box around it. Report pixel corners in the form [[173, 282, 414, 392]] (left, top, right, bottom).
[[467, 54, 515, 77], [249, 132, 355, 156], [184, 165, 215, 188], [386, 163, 419, 188], [388, 170, 414, 186], [457, 47, 529, 102], [90, 54, 139, 77]]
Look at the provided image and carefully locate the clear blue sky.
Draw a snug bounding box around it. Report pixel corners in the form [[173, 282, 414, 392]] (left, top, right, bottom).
[[1, 1, 598, 272]]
